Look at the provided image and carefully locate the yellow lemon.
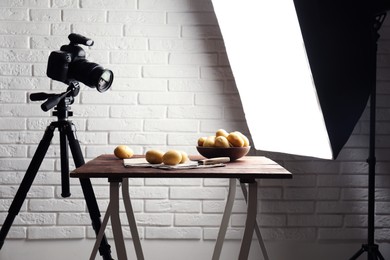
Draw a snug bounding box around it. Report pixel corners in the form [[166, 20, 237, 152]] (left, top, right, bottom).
[[215, 136, 230, 148], [227, 132, 244, 147], [114, 145, 134, 159], [145, 149, 164, 164], [162, 150, 183, 165]]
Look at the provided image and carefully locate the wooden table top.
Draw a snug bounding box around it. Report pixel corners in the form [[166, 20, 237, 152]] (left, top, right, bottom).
[[70, 154, 292, 180]]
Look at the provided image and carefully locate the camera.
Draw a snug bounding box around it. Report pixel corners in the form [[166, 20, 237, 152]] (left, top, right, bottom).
[[46, 33, 113, 92]]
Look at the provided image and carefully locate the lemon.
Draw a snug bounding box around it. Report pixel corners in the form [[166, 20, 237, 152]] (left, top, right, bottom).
[[114, 145, 134, 159], [145, 149, 164, 164], [162, 150, 182, 165]]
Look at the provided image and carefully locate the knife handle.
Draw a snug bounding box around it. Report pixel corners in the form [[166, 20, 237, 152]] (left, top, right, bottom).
[[200, 157, 230, 165]]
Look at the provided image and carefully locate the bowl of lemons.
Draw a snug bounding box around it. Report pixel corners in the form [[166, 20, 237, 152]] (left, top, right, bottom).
[[196, 129, 251, 161]]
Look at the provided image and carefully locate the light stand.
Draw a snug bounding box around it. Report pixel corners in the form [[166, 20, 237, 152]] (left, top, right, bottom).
[[349, 12, 387, 260], [0, 82, 113, 260]]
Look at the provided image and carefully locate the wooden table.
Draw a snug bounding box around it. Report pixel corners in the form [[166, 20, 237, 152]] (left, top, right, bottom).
[[70, 154, 292, 260]]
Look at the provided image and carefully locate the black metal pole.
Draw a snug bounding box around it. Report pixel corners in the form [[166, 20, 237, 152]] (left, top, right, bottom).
[[349, 13, 386, 260]]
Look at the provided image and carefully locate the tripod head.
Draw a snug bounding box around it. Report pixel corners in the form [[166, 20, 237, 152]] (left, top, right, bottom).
[[30, 81, 80, 120]]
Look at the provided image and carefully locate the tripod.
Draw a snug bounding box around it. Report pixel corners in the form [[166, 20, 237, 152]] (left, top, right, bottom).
[[0, 82, 113, 260], [349, 12, 387, 260]]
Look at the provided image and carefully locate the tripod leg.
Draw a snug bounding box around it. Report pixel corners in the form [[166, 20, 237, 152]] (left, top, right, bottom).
[[0, 124, 55, 249], [59, 125, 71, 198], [65, 123, 113, 260]]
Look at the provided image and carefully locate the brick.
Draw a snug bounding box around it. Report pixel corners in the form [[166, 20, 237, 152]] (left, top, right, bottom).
[[125, 24, 180, 37], [135, 213, 172, 226], [139, 92, 194, 105], [167, 12, 218, 25], [110, 51, 167, 64], [112, 78, 167, 91], [110, 105, 166, 119], [145, 200, 201, 213], [0, 213, 56, 225], [109, 132, 166, 145], [80, 91, 137, 105], [144, 178, 201, 186], [143, 65, 199, 78], [287, 215, 343, 227], [87, 119, 142, 131], [63, 9, 106, 22], [72, 23, 123, 37], [317, 201, 367, 214], [30, 9, 61, 22], [231, 214, 286, 227], [92, 37, 148, 50], [175, 214, 221, 227], [0, 22, 49, 35], [28, 226, 85, 239], [170, 187, 226, 200], [139, 0, 213, 11], [182, 26, 222, 38], [0, 8, 28, 21], [0, 35, 28, 48], [318, 228, 366, 240], [144, 119, 197, 132], [0, 64, 31, 76], [0, 145, 27, 157], [81, 0, 136, 9], [0, 76, 49, 90], [52, 0, 78, 8], [149, 38, 218, 52], [0, 91, 26, 103], [195, 93, 242, 107], [200, 67, 234, 80], [108, 11, 164, 24], [145, 227, 201, 239], [169, 79, 224, 93], [169, 53, 218, 65], [29, 199, 85, 212], [167, 133, 204, 146]]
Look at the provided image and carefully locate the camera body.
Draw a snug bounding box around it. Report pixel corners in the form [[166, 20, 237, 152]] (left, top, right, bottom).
[[47, 45, 86, 84], [46, 34, 113, 92]]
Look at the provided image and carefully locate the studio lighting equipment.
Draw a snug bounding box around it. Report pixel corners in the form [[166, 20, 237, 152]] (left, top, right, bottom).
[[47, 33, 113, 93], [0, 34, 114, 260], [212, 0, 389, 259]]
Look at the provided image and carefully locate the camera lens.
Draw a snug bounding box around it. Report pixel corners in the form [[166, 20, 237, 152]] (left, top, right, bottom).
[[69, 59, 113, 92]]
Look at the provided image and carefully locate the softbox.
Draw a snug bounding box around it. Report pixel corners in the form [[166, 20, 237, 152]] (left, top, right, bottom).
[[211, 0, 384, 159]]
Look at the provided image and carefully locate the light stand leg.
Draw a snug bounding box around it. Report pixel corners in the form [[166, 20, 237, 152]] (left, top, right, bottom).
[[212, 178, 237, 260], [0, 124, 55, 249]]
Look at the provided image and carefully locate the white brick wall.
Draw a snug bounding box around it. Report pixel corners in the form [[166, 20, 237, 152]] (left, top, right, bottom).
[[0, 0, 390, 258]]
